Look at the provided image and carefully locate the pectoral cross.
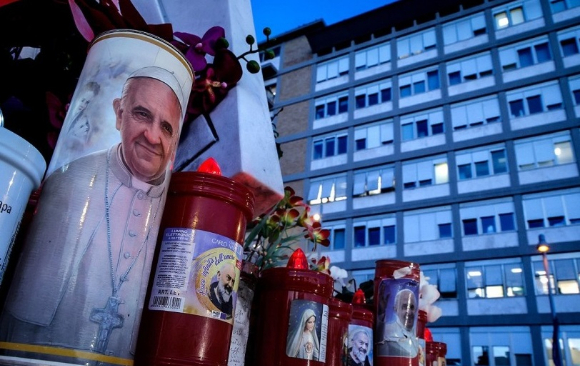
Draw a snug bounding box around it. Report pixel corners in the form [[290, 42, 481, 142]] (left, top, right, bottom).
[[90, 296, 124, 354]]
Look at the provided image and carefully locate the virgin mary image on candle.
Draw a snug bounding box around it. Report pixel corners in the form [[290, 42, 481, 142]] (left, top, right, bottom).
[[376, 282, 419, 358], [286, 301, 322, 361]]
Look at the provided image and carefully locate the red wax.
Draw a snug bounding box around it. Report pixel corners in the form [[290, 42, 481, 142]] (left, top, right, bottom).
[[134, 172, 254, 366]]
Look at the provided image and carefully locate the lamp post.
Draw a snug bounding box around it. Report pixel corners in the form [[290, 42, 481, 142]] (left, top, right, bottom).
[[537, 234, 562, 366]]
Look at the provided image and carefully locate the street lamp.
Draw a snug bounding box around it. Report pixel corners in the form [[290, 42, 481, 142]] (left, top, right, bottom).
[[537, 234, 562, 366]]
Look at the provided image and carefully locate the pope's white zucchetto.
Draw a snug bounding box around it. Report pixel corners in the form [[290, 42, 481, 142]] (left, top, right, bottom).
[[127, 66, 187, 118]]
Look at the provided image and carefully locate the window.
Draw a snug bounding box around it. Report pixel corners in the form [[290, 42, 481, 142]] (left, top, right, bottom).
[[354, 120, 394, 151], [354, 79, 392, 109], [316, 55, 349, 83], [353, 166, 395, 197], [404, 207, 453, 242], [333, 228, 345, 250], [312, 134, 347, 160], [569, 75, 580, 106], [353, 217, 397, 247], [500, 37, 553, 71], [397, 28, 436, 59], [446, 52, 493, 85], [314, 93, 349, 120], [355, 42, 391, 70], [324, 223, 346, 250], [534, 257, 580, 295], [493, 0, 543, 30], [523, 188, 580, 229], [400, 108, 444, 141], [460, 198, 517, 236], [515, 131, 576, 170], [423, 266, 457, 298], [494, 7, 524, 29], [551, 0, 580, 13], [308, 175, 348, 205], [443, 12, 487, 46], [561, 37, 580, 56], [558, 26, 580, 58], [399, 68, 440, 98], [456, 146, 509, 180], [466, 261, 525, 298], [439, 223, 453, 238], [403, 157, 449, 189], [451, 96, 501, 131], [506, 82, 563, 118]]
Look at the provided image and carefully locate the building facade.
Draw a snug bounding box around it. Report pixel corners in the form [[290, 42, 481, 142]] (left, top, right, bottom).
[[259, 0, 580, 364]]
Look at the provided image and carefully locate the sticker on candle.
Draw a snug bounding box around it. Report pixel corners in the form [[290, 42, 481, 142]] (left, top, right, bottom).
[[347, 324, 374, 366], [286, 299, 329, 362], [148, 227, 243, 324]]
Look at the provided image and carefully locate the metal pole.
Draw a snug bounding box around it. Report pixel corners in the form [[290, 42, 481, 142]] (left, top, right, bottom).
[[542, 251, 562, 366]]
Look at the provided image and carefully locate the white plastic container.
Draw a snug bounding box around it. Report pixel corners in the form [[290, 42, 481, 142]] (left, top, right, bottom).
[[0, 127, 46, 285]]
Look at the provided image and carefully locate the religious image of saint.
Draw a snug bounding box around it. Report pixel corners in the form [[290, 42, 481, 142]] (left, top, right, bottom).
[[286, 308, 321, 361], [0, 65, 187, 361], [348, 327, 372, 366], [208, 261, 236, 318], [376, 288, 419, 358], [67, 81, 101, 146]]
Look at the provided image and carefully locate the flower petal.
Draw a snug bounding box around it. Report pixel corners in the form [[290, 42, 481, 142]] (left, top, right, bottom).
[[201, 26, 225, 55]]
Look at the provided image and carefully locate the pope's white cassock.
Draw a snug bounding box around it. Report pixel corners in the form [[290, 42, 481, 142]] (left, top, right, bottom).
[[0, 143, 165, 360]]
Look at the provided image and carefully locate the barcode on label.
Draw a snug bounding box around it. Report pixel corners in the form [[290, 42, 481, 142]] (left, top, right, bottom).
[[151, 296, 183, 310]]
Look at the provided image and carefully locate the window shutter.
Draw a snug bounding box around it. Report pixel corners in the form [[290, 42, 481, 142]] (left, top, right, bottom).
[[542, 83, 563, 107], [543, 195, 564, 218], [515, 142, 534, 166], [367, 48, 379, 67], [327, 61, 338, 79], [367, 170, 380, 191], [451, 105, 468, 129], [523, 198, 544, 220], [379, 44, 391, 63], [368, 125, 381, 148], [423, 29, 436, 48], [355, 51, 366, 69], [381, 168, 395, 189], [457, 20, 471, 41], [381, 123, 394, 143], [418, 160, 434, 181], [316, 66, 326, 82], [483, 98, 500, 120], [533, 138, 555, 163], [565, 193, 580, 220], [338, 57, 349, 74], [403, 163, 418, 184], [443, 24, 457, 45], [353, 173, 366, 196], [466, 102, 484, 125]]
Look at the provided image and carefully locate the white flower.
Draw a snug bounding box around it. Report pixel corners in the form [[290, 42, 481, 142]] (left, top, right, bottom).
[[419, 271, 443, 323], [330, 265, 348, 287]]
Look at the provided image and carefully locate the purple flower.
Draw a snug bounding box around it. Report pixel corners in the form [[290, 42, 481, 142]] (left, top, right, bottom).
[[174, 26, 225, 71]]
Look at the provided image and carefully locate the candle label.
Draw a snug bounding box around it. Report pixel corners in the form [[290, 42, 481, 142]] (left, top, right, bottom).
[[347, 324, 373, 366], [285, 299, 329, 362], [148, 227, 243, 324], [375, 278, 420, 358]]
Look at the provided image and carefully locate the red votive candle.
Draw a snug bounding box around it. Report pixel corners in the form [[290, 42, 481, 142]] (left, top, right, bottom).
[[426, 341, 447, 366], [327, 297, 353, 366], [134, 171, 254, 366], [374, 260, 421, 366], [252, 261, 334, 366]]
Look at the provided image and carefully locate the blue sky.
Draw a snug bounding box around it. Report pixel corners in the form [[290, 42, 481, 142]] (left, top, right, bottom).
[[251, 0, 398, 42]]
